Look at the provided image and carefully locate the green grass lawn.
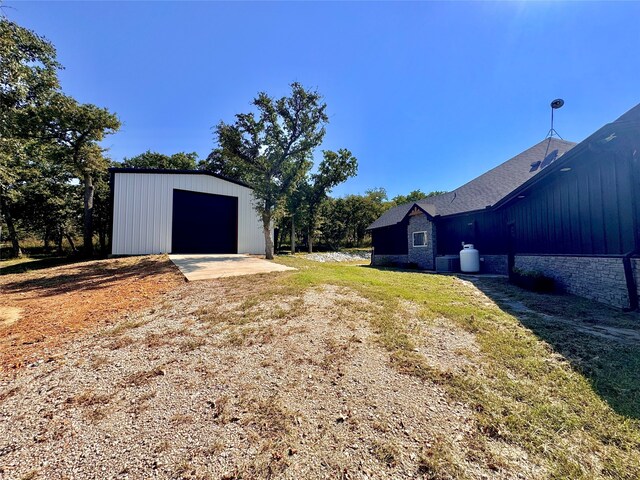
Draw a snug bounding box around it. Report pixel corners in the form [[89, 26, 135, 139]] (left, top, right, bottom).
[[270, 257, 640, 479]]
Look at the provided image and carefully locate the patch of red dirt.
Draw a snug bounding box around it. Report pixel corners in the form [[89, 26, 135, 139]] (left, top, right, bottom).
[[0, 255, 184, 372]]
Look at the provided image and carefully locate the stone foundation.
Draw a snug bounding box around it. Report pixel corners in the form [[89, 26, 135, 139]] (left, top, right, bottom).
[[514, 255, 632, 309]]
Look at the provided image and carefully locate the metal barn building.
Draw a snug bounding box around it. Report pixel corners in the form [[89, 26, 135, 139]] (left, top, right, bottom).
[[368, 102, 640, 309], [109, 169, 266, 255]]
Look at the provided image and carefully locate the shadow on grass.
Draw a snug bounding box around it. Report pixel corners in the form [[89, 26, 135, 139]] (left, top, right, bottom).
[[0, 255, 91, 276], [1, 256, 180, 298], [466, 276, 640, 420]]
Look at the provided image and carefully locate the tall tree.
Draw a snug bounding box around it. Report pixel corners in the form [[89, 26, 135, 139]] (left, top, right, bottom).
[[0, 18, 61, 257], [212, 83, 328, 259], [116, 150, 199, 170], [48, 96, 120, 256], [285, 185, 307, 254], [305, 149, 357, 252], [346, 189, 388, 246]]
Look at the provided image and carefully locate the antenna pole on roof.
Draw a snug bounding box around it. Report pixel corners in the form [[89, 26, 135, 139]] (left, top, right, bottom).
[[546, 98, 564, 139]]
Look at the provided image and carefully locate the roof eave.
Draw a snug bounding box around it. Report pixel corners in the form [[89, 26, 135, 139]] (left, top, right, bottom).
[[108, 167, 253, 189], [367, 202, 436, 231]]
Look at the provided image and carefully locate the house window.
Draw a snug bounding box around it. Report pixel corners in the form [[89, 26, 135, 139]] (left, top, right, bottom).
[[413, 231, 428, 247]]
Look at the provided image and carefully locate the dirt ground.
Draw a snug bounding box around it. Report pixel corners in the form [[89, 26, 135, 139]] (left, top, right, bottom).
[[0, 256, 184, 371]]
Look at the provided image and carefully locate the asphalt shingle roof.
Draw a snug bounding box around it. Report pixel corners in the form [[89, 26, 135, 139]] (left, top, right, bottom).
[[368, 137, 577, 230]]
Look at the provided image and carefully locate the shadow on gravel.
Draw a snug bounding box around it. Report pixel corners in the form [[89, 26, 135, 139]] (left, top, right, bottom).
[[466, 276, 640, 420]]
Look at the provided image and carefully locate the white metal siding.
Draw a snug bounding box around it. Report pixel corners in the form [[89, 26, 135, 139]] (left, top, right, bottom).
[[112, 173, 266, 255]]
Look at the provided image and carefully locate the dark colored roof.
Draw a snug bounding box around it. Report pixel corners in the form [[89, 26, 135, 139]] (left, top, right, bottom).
[[368, 137, 576, 230], [494, 101, 640, 209], [615, 102, 640, 124], [108, 167, 252, 189], [367, 202, 415, 231]]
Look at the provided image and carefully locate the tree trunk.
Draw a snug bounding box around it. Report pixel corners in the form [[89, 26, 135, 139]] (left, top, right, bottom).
[[99, 227, 107, 257], [1, 196, 22, 258], [291, 216, 296, 254], [56, 228, 63, 255], [307, 210, 317, 254], [65, 232, 77, 253], [44, 225, 50, 253], [83, 172, 94, 257], [262, 212, 274, 260]]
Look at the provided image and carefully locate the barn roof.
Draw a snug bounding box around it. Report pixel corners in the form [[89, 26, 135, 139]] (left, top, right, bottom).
[[108, 168, 253, 189], [368, 137, 576, 230]]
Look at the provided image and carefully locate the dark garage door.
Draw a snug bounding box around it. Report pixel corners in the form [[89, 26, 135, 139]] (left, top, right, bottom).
[[171, 189, 238, 253]]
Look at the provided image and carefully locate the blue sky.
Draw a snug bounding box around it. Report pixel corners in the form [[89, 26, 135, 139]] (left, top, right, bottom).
[[6, 1, 640, 198]]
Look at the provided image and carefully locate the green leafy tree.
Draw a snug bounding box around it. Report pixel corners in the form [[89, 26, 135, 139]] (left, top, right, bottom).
[[211, 83, 328, 259], [304, 149, 357, 252], [285, 185, 308, 253], [318, 188, 388, 249], [18, 144, 80, 253], [390, 189, 446, 206], [116, 150, 199, 170], [0, 18, 61, 257], [47, 96, 120, 256], [92, 169, 112, 256], [318, 197, 349, 250], [346, 189, 388, 246]]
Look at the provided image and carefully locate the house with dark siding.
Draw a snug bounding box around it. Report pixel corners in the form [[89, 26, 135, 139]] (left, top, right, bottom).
[[368, 103, 640, 309]]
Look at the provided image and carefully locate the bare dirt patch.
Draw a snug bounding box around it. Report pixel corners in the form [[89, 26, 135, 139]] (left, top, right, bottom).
[[0, 255, 183, 371], [0, 307, 21, 328]]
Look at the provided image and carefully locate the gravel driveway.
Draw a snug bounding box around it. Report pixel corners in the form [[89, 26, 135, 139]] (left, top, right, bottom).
[[0, 271, 486, 479]]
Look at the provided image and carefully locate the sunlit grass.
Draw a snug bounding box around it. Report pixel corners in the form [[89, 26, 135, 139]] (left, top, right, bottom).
[[269, 256, 640, 479]]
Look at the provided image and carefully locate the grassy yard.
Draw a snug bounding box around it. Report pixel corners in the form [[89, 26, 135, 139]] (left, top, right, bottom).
[[272, 257, 640, 479], [1, 255, 639, 479]]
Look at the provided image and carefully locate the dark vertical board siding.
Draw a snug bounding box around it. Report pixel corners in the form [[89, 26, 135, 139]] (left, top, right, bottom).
[[372, 221, 408, 255], [552, 180, 562, 251], [498, 149, 635, 255], [437, 211, 509, 255], [614, 154, 634, 252], [577, 167, 593, 253], [569, 175, 582, 251], [633, 154, 640, 250], [589, 165, 606, 254], [601, 158, 620, 253]]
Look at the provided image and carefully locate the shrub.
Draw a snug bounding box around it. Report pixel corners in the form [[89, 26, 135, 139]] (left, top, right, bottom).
[[511, 268, 555, 293]]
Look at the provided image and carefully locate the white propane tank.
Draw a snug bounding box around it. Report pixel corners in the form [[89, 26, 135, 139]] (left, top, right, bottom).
[[460, 244, 480, 273]]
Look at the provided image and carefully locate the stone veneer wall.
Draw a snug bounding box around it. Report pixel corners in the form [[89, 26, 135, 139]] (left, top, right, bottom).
[[407, 214, 436, 270], [480, 255, 508, 275], [514, 255, 633, 309], [371, 254, 409, 267]]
